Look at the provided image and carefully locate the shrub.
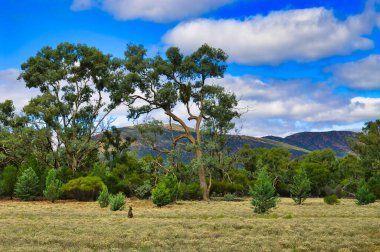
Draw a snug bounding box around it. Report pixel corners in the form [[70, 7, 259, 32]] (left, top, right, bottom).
[[97, 187, 111, 208], [134, 180, 153, 199], [210, 180, 245, 196], [368, 176, 380, 199], [62, 176, 104, 201], [223, 193, 238, 201], [324, 194, 340, 205], [290, 168, 311, 205], [356, 181, 376, 205], [110, 192, 126, 211], [151, 175, 178, 207], [178, 183, 202, 200], [14, 167, 40, 201], [250, 168, 278, 214], [43, 169, 62, 202], [0, 165, 18, 198]]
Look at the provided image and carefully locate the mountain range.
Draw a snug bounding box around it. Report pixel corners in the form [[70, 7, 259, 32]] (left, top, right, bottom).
[[115, 125, 358, 158]]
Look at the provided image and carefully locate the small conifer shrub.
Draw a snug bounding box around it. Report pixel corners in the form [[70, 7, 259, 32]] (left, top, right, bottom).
[[250, 168, 278, 214], [98, 187, 111, 208], [14, 167, 40, 201]]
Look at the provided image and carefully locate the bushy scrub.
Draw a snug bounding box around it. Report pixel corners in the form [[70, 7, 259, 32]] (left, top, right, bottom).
[[14, 167, 40, 201], [356, 181, 376, 205], [223, 193, 238, 201], [250, 168, 278, 214], [210, 181, 245, 196], [368, 176, 380, 199], [62, 176, 104, 201], [97, 187, 111, 208], [290, 168, 311, 205], [0, 165, 18, 198], [110, 192, 126, 211], [134, 180, 153, 199], [324, 194, 340, 205], [43, 169, 62, 202], [151, 175, 178, 207], [178, 183, 202, 200]]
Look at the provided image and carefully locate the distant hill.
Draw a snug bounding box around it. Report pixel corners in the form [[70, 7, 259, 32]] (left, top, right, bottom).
[[264, 131, 358, 157], [112, 125, 358, 159]]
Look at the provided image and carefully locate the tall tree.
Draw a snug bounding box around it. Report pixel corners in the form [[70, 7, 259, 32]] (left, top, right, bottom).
[[19, 43, 125, 171], [350, 120, 380, 177], [109, 44, 239, 200]]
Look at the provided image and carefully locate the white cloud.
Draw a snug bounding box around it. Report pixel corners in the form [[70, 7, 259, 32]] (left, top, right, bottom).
[[163, 6, 377, 65], [330, 55, 380, 89], [211, 75, 380, 136], [0, 69, 39, 111], [71, 0, 233, 22]]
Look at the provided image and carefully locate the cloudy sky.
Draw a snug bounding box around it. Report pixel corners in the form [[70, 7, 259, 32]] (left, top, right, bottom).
[[1, 0, 380, 137]]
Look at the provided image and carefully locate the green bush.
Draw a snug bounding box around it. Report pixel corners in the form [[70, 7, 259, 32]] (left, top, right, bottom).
[[210, 180, 245, 196], [356, 181, 376, 205], [250, 168, 278, 214], [110, 192, 126, 211], [62, 176, 104, 201], [368, 176, 380, 199], [97, 187, 110, 208], [14, 167, 40, 201], [134, 180, 153, 199], [290, 168, 311, 205], [0, 165, 18, 198], [178, 183, 202, 200], [151, 175, 178, 207], [324, 194, 340, 205], [43, 169, 62, 202]]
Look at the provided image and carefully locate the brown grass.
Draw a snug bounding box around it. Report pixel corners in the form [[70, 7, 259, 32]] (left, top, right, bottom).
[[0, 198, 379, 251]]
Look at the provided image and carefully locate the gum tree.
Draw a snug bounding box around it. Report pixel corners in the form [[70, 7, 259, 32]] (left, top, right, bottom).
[[109, 44, 239, 200], [19, 43, 125, 171]]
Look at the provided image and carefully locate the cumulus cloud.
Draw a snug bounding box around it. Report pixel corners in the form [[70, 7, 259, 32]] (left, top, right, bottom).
[[164, 5, 378, 65], [210, 75, 380, 136], [0, 69, 39, 111], [330, 55, 380, 89], [70, 0, 233, 22]]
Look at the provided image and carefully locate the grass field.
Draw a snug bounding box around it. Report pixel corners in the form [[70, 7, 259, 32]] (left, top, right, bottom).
[[0, 198, 379, 251]]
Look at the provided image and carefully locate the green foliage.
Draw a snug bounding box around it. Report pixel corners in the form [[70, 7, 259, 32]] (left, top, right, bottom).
[[134, 180, 153, 199], [210, 180, 245, 196], [62, 176, 104, 201], [324, 194, 340, 205], [97, 187, 111, 208], [14, 167, 40, 201], [151, 175, 178, 207], [0, 165, 18, 198], [250, 168, 278, 214], [367, 176, 380, 199], [43, 169, 62, 202], [350, 120, 380, 177], [178, 183, 202, 200], [290, 168, 311, 205], [19, 42, 126, 172], [356, 181, 376, 205], [110, 192, 126, 211]]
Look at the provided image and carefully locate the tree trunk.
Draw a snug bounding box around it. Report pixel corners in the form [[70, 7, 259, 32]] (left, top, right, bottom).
[[195, 147, 209, 201]]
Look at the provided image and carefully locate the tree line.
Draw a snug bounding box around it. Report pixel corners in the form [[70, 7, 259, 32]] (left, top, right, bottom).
[[0, 43, 379, 209]]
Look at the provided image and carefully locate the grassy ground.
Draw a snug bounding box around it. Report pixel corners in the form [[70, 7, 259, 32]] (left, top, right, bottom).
[[0, 198, 379, 251]]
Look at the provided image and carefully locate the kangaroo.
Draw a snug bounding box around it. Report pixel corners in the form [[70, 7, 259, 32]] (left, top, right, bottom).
[[128, 206, 133, 218]]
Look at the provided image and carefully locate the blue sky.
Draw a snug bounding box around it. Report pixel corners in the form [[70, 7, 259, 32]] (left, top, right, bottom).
[[1, 0, 380, 136]]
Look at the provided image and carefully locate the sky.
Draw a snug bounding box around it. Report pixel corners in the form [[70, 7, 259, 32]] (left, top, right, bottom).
[[1, 0, 380, 137]]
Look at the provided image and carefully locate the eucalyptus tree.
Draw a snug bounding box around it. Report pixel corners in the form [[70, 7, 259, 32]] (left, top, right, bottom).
[[109, 44, 239, 200], [19, 43, 125, 172]]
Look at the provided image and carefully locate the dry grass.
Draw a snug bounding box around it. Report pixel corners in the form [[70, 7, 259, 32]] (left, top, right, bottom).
[[0, 198, 379, 251]]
